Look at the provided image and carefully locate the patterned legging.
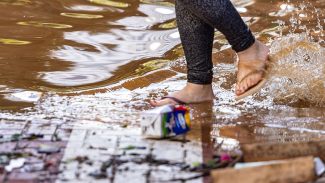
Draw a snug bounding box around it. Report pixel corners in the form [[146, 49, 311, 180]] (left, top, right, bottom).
[[175, 0, 255, 84]]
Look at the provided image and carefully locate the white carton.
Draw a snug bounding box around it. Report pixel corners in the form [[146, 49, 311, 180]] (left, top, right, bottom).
[[141, 105, 174, 138]]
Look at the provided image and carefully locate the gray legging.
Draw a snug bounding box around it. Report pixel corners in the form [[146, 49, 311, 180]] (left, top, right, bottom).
[[175, 0, 255, 84]]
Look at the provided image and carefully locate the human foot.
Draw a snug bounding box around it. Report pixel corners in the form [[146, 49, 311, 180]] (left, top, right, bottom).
[[235, 40, 269, 96], [150, 83, 215, 107]]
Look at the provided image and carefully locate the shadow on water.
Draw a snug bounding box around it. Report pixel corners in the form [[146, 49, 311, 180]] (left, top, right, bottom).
[[0, 0, 324, 166]]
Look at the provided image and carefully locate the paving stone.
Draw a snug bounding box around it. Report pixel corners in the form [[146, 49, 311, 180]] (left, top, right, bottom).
[[184, 142, 203, 165], [0, 129, 23, 139], [0, 120, 27, 130], [56, 120, 205, 183], [150, 169, 202, 183], [17, 141, 66, 149], [83, 130, 118, 149], [7, 172, 39, 183], [152, 164, 182, 172], [54, 128, 72, 141], [119, 136, 147, 143], [114, 171, 147, 183], [149, 170, 176, 182], [119, 140, 151, 156], [58, 123, 75, 130], [0, 142, 17, 153], [185, 177, 203, 183], [152, 141, 185, 162], [117, 162, 150, 173], [25, 123, 58, 141], [57, 161, 79, 181], [57, 161, 109, 183]]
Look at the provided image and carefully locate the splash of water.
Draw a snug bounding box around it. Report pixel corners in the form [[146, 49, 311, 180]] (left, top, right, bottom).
[[267, 33, 325, 106]]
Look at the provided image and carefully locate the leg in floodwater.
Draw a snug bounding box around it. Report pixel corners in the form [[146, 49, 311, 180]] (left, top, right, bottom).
[[150, 0, 269, 106], [150, 0, 215, 106]]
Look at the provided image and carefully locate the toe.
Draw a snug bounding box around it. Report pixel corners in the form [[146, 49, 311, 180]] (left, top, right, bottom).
[[150, 98, 176, 107], [236, 73, 263, 96]]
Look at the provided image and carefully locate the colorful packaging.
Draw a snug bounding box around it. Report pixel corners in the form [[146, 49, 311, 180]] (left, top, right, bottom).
[[141, 105, 191, 138]]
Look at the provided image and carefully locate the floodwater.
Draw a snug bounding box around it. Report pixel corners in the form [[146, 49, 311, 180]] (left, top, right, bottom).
[[0, 0, 324, 156]]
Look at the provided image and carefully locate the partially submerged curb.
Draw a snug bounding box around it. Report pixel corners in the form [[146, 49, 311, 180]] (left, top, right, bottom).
[[211, 140, 325, 183]]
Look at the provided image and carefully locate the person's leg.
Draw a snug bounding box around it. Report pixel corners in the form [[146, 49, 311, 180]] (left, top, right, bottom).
[[150, 0, 215, 106], [151, 0, 269, 106], [179, 0, 269, 96]]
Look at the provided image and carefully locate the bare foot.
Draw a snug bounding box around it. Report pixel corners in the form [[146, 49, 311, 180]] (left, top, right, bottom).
[[236, 40, 269, 96], [150, 83, 215, 107]]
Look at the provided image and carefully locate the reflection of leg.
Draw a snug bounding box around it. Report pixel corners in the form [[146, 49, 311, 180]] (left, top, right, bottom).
[[180, 0, 269, 97]]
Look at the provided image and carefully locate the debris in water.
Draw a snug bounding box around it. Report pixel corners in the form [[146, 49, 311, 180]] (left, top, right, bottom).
[[220, 154, 232, 163], [141, 105, 191, 138], [5, 91, 42, 102], [5, 158, 25, 172], [315, 157, 325, 176]]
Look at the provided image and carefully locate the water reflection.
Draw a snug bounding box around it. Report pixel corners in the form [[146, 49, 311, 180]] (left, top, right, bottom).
[[41, 2, 179, 86], [45, 27, 179, 86]]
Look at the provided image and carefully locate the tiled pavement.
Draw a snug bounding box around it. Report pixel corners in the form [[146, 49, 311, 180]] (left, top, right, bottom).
[[2, 114, 324, 183], [0, 119, 69, 183], [57, 121, 203, 183], [0, 119, 206, 183]]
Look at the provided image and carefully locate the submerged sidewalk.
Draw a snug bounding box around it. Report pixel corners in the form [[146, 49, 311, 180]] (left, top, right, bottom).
[[0, 119, 208, 183]]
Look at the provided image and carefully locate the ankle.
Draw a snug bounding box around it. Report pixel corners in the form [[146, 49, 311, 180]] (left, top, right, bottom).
[[237, 41, 269, 63], [237, 41, 259, 60], [185, 83, 212, 90]]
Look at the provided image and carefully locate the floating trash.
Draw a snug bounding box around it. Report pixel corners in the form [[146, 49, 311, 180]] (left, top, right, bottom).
[[5, 91, 42, 102], [141, 105, 191, 138], [60, 13, 103, 19], [17, 21, 73, 29], [0, 38, 31, 45], [89, 0, 129, 8], [5, 158, 25, 172]]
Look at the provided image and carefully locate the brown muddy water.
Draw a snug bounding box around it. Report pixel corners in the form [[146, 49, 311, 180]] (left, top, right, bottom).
[[0, 0, 324, 152]]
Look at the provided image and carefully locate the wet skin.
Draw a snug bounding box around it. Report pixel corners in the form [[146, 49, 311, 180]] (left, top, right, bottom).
[[151, 40, 269, 106]]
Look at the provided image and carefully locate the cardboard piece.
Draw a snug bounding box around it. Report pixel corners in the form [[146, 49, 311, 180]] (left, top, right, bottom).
[[241, 140, 325, 162], [212, 156, 316, 183]]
